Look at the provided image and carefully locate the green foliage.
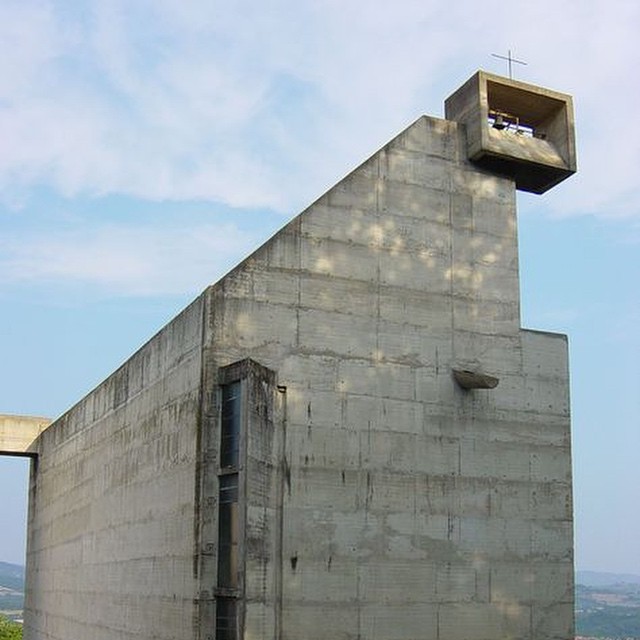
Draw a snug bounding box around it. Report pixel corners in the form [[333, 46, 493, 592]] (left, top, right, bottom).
[[0, 615, 22, 640]]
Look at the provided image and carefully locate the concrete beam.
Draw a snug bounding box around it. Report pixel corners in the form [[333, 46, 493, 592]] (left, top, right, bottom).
[[0, 414, 51, 456]]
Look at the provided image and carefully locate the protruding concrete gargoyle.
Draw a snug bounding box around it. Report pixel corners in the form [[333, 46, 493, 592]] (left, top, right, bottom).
[[452, 368, 500, 390]]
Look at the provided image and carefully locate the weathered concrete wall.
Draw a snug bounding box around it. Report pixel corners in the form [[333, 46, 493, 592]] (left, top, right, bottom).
[[0, 415, 51, 455], [202, 115, 573, 640], [23, 297, 205, 640], [19, 107, 572, 640]]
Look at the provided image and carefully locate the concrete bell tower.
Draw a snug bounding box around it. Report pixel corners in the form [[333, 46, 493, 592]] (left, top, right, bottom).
[[445, 71, 577, 193]]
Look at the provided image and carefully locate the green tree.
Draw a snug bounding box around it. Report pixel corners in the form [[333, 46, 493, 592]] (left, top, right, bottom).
[[0, 615, 22, 640]]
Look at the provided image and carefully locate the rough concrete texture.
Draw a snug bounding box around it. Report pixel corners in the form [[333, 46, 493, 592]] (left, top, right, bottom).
[[199, 114, 573, 640], [23, 298, 205, 640], [20, 86, 573, 640], [0, 415, 51, 455]]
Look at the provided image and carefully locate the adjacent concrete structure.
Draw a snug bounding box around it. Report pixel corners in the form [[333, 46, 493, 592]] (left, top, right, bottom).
[[2, 71, 576, 640], [0, 415, 50, 456]]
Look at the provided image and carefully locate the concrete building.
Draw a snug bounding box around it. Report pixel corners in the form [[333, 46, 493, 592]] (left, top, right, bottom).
[[1, 71, 576, 640]]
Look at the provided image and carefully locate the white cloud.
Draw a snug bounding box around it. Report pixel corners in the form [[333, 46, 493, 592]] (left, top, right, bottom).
[[0, 221, 262, 296], [0, 0, 638, 217]]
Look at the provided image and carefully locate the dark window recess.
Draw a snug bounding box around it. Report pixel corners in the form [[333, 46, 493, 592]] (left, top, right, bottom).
[[215, 597, 237, 640], [220, 382, 241, 468], [217, 474, 239, 588]]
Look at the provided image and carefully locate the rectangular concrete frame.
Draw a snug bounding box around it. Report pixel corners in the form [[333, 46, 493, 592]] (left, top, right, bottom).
[[8, 73, 574, 640], [445, 71, 577, 193]]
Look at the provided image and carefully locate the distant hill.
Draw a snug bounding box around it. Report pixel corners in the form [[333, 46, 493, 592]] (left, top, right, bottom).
[[576, 574, 640, 639], [578, 570, 640, 587], [0, 562, 24, 592], [0, 562, 25, 621]]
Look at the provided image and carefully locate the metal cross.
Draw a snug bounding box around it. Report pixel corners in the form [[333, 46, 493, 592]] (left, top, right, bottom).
[[491, 50, 527, 79]]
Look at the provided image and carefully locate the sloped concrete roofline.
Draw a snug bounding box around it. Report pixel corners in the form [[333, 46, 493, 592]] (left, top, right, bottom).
[[202, 112, 453, 294]]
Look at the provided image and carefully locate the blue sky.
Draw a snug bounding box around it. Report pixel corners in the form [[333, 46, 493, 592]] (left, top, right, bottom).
[[1, 0, 639, 574]]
